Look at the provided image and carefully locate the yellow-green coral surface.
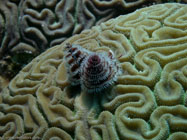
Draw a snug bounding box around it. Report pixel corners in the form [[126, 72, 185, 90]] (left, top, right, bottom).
[[0, 3, 187, 140]]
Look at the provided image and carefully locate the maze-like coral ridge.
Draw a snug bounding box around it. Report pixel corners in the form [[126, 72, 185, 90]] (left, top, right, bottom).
[[0, 3, 187, 140], [0, 1, 186, 64], [0, 0, 155, 56], [0, 0, 160, 80]]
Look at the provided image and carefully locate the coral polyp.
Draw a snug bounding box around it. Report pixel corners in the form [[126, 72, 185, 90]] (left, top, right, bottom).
[[64, 43, 121, 93], [81, 52, 121, 93]]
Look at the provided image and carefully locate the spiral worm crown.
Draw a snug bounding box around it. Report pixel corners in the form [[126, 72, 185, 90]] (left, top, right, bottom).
[[81, 52, 121, 93], [64, 44, 90, 86], [64, 44, 121, 93]]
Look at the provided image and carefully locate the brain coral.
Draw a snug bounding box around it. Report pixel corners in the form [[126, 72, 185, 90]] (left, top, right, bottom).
[[0, 0, 156, 56], [0, 3, 187, 140], [0, 0, 186, 80]]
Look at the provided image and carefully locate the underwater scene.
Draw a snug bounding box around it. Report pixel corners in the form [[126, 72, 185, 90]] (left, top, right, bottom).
[[0, 0, 187, 140]]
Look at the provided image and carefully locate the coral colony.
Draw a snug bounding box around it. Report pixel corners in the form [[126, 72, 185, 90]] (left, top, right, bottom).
[[64, 43, 121, 93]]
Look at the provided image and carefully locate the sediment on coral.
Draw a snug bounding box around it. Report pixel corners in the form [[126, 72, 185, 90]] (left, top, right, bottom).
[[0, 3, 187, 140]]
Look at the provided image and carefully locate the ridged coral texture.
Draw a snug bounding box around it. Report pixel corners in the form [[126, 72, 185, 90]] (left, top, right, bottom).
[[0, 0, 157, 57], [0, 3, 187, 140], [0, 0, 186, 76]]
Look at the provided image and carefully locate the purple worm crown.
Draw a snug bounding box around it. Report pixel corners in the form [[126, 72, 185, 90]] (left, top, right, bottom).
[[64, 43, 121, 93]]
